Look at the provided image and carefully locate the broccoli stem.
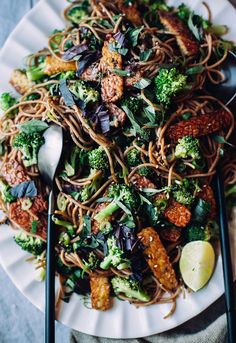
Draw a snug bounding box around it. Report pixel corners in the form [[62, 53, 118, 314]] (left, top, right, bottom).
[[94, 202, 119, 223], [26, 63, 46, 81], [100, 255, 114, 270]]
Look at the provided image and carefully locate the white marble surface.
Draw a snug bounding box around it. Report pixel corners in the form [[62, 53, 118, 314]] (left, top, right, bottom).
[[0, 1, 70, 342]]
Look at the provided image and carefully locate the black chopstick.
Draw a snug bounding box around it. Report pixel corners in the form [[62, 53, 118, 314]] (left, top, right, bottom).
[[215, 166, 236, 343], [45, 190, 56, 343]]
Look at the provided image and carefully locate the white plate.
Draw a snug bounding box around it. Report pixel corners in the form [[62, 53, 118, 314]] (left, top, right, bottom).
[[0, 0, 235, 338]]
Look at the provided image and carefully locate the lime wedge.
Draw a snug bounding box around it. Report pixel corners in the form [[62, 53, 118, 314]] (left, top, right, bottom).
[[179, 241, 215, 292]]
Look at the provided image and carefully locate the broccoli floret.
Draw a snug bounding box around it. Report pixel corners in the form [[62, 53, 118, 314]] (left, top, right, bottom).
[[120, 96, 142, 115], [126, 149, 141, 167], [63, 145, 80, 177], [175, 136, 202, 160], [126, 148, 151, 177], [76, 169, 102, 202], [26, 60, 46, 81], [14, 231, 46, 256], [138, 128, 155, 142], [185, 224, 212, 242], [88, 146, 109, 171], [154, 68, 187, 106], [67, 1, 89, 24], [100, 236, 130, 270], [173, 188, 194, 205], [111, 276, 151, 302], [0, 179, 16, 203], [172, 178, 199, 205], [13, 132, 44, 167], [83, 252, 99, 272], [94, 183, 139, 223], [69, 80, 99, 104], [0, 92, 18, 111]]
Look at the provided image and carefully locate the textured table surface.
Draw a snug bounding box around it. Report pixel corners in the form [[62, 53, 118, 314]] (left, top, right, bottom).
[[0, 2, 70, 342]]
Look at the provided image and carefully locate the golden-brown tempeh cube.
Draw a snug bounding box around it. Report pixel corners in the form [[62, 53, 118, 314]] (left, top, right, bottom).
[[105, 103, 126, 127], [101, 73, 124, 102], [117, 0, 142, 26], [166, 109, 232, 143], [80, 61, 100, 82], [138, 227, 178, 290], [158, 11, 199, 56], [159, 227, 182, 242], [164, 200, 191, 227], [44, 55, 77, 76], [1, 159, 30, 186], [9, 69, 34, 95], [100, 38, 122, 72], [100, 38, 124, 102], [130, 173, 157, 190], [90, 275, 112, 310]]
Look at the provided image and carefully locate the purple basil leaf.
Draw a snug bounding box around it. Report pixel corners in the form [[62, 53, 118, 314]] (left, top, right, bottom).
[[114, 31, 127, 48], [10, 181, 37, 198], [76, 51, 101, 76], [97, 108, 110, 134], [59, 79, 75, 107], [114, 224, 138, 252], [62, 43, 88, 61]]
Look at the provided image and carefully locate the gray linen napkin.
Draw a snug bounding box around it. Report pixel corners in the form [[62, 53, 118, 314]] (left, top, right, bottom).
[[70, 295, 229, 343]]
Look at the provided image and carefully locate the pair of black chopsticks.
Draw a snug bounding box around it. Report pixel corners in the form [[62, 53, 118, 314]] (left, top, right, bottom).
[[215, 168, 236, 343]]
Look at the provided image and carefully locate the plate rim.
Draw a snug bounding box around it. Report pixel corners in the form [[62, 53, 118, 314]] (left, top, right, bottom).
[[0, 0, 234, 338]]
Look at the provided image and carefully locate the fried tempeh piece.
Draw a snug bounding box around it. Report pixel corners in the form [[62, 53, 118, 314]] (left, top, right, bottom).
[[106, 103, 126, 127], [1, 159, 30, 186], [125, 69, 143, 87], [138, 227, 178, 290], [80, 61, 100, 82], [197, 184, 216, 219], [44, 55, 77, 75], [158, 11, 199, 56], [90, 275, 112, 310], [100, 38, 124, 102], [101, 74, 124, 102], [9, 195, 48, 240], [10, 69, 34, 95], [159, 227, 182, 242], [117, 0, 142, 26], [130, 173, 157, 190], [164, 200, 191, 227], [166, 109, 232, 142]]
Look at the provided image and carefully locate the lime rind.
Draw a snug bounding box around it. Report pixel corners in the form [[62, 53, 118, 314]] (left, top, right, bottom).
[[179, 241, 215, 292]]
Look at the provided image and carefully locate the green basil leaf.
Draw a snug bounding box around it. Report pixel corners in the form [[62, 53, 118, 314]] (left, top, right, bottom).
[[192, 198, 211, 223], [82, 215, 91, 235], [121, 105, 141, 134], [188, 14, 201, 41], [134, 78, 151, 89], [127, 26, 144, 47], [186, 65, 205, 75], [140, 49, 152, 61], [213, 135, 234, 147], [17, 120, 49, 134], [111, 69, 131, 77], [143, 105, 156, 124]]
